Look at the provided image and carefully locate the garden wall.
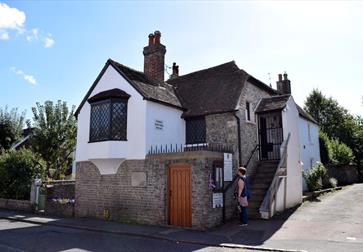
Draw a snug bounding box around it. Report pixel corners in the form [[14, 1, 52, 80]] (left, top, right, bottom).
[[327, 165, 362, 186], [0, 198, 32, 212], [44, 180, 75, 217]]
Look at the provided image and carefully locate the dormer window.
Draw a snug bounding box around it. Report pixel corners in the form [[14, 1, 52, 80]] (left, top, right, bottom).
[[88, 89, 130, 142]]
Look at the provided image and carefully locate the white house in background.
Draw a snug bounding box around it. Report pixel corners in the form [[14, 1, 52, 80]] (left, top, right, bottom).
[[74, 31, 320, 222]]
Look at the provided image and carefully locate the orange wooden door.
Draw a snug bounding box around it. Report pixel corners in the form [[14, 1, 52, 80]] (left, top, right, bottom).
[[168, 164, 192, 227]]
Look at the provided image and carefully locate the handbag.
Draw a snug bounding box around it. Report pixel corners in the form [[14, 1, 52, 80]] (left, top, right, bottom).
[[238, 196, 248, 207]]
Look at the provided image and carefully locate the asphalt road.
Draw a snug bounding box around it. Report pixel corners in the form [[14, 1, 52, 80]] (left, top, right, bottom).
[[0, 219, 257, 252], [262, 184, 363, 252]]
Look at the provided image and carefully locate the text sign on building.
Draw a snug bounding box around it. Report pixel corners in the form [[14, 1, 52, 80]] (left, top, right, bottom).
[[154, 120, 164, 130], [212, 193, 223, 208], [224, 153, 233, 181]]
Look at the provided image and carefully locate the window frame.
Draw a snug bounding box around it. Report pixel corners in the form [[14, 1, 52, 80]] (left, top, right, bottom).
[[185, 116, 206, 145], [89, 97, 128, 143], [245, 101, 251, 121]]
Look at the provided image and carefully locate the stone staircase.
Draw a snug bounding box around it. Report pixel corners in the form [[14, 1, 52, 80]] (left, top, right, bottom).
[[247, 160, 279, 219]]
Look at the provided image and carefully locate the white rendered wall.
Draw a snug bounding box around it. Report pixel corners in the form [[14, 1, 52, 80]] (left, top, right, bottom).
[[76, 64, 147, 164], [145, 101, 185, 153], [299, 117, 321, 191], [275, 97, 302, 211]]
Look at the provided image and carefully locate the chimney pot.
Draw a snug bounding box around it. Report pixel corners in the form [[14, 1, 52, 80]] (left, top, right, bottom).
[[154, 30, 161, 44], [278, 74, 283, 81], [170, 62, 179, 79], [283, 72, 288, 81], [148, 33, 155, 45]]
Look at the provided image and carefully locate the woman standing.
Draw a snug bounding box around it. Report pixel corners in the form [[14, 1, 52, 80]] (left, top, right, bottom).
[[237, 167, 248, 226]]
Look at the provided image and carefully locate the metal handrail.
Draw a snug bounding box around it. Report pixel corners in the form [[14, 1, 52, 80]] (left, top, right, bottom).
[[259, 133, 290, 217], [223, 144, 260, 192]]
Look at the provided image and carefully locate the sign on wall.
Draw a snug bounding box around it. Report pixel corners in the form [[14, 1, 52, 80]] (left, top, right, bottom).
[[212, 193, 223, 208], [224, 153, 233, 181], [154, 120, 164, 130]]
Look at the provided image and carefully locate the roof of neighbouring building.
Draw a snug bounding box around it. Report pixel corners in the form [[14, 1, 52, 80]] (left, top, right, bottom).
[[167, 61, 248, 117], [75, 59, 183, 117]]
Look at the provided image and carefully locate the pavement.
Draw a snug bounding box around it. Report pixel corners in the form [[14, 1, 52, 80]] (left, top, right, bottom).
[[1, 183, 363, 252]]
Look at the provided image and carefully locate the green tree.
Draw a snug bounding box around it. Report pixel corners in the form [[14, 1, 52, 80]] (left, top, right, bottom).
[[329, 139, 354, 166], [0, 149, 45, 200], [319, 131, 330, 165], [0, 106, 25, 150], [27, 100, 76, 179]]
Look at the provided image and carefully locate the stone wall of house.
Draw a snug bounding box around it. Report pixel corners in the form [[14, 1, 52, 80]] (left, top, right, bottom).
[[0, 198, 32, 212], [238, 81, 273, 175], [206, 112, 239, 169], [75, 151, 236, 229]]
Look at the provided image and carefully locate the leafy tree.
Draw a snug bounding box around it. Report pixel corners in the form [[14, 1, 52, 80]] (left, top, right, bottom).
[[0, 149, 45, 200], [27, 100, 76, 179], [0, 106, 25, 150]]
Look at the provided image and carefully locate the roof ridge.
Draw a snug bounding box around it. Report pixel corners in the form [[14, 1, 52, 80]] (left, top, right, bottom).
[[168, 60, 237, 81]]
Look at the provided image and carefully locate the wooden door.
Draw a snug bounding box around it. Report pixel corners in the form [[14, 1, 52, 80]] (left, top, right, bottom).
[[168, 163, 192, 227]]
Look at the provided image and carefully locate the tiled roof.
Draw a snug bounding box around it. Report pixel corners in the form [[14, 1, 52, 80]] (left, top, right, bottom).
[[167, 61, 247, 117], [75, 59, 183, 117], [255, 94, 291, 113], [297, 105, 318, 124]]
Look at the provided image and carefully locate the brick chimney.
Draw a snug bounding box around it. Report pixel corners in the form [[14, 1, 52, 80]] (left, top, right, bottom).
[[143, 31, 166, 83], [170, 62, 179, 79], [276, 72, 291, 95]]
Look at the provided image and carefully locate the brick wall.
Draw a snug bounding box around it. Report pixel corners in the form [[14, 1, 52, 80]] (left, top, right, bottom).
[[75, 151, 237, 229]]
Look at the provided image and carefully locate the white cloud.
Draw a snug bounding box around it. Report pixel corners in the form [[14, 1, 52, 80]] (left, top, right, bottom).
[[0, 3, 54, 47], [24, 74, 36, 85], [0, 3, 25, 32], [44, 34, 54, 48], [10, 67, 37, 85]]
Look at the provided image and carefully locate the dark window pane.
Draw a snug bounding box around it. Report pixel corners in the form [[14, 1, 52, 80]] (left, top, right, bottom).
[[186, 117, 206, 144], [90, 102, 111, 142], [89, 98, 128, 142], [111, 101, 127, 140]]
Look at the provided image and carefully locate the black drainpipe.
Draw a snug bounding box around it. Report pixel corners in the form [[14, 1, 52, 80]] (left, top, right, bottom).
[[222, 113, 243, 223]]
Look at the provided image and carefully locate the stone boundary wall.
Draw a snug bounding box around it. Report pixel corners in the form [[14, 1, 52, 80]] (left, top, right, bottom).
[[326, 165, 362, 186], [75, 151, 236, 229], [44, 180, 75, 217], [0, 198, 32, 212]]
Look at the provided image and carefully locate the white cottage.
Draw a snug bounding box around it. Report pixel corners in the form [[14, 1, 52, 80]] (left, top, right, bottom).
[[74, 31, 320, 228]]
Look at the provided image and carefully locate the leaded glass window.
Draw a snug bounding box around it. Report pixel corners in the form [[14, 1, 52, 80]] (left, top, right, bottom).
[[89, 98, 128, 142], [186, 117, 206, 144]]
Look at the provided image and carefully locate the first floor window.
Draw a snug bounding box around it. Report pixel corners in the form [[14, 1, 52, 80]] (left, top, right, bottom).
[[186, 116, 206, 144], [245, 101, 251, 121], [89, 98, 128, 142]]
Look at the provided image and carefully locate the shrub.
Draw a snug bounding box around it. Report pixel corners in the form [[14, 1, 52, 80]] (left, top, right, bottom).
[[329, 139, 354, 166], [0, 149, 45, 200], [303, 162, 327, 191], [329, 177, 338, 188]]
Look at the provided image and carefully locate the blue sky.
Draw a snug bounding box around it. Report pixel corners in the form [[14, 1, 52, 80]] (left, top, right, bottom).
[[1, 1, 362, 120]]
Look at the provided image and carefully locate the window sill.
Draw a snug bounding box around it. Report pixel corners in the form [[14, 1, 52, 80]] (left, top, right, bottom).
[[88, 139, 127, 143], [246, 120, 256, 126]]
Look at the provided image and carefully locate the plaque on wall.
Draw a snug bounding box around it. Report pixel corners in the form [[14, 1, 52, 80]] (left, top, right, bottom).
[[212, 193, 223, 208], [224, 153, 233, 181]]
